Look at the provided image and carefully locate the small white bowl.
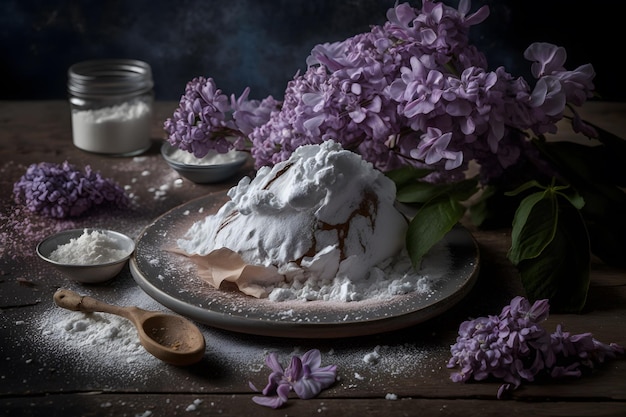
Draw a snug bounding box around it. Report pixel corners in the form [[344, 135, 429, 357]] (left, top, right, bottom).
[[37, 228, 135, 284], [161, 142, 248, 183]]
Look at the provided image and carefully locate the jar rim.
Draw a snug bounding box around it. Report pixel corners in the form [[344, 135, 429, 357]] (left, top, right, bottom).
[[68, 59, 154, 98]]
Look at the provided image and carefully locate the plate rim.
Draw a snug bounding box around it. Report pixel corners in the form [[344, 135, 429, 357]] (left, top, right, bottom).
[[130, 192, 480, 338]]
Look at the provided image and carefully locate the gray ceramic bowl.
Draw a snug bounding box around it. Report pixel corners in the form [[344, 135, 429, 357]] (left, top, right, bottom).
[[37, 228, 135, 284], [161, 142, 248, 183]]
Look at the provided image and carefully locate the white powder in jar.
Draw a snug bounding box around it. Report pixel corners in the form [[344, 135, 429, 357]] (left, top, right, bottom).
[[49, 229, 128, 264], [71, 99, 152, 155]]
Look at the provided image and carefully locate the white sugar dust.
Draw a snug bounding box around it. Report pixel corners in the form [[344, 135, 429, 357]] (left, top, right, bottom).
[[48, 229, 128, 264], [176, 140, 441, 302]]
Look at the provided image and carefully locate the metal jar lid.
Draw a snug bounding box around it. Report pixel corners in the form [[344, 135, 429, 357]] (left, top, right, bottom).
[[68, 59, 154, 99]]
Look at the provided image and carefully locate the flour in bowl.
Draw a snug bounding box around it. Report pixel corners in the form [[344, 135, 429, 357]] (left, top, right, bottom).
[[168, 147, 244, 165], [49, 229, 128, 264]]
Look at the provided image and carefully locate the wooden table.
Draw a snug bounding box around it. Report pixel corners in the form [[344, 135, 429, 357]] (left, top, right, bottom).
[[1, 101, 624, 417]]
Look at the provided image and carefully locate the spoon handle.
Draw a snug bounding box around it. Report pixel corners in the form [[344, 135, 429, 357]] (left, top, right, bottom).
[[54, 288, 135, 321]]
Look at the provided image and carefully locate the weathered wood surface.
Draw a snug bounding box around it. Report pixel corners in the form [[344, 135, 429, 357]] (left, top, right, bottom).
[[0, 101, 624, 417]]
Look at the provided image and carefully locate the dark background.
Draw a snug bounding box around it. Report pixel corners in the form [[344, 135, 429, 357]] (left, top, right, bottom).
[[1, 0, 621, 102]]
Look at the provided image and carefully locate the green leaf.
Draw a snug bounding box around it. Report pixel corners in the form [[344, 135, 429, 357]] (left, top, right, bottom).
[[396, 176, 478, 207], [505, 180, 546, 197], [533, 137, 626, 266], [468, 185, 496, 226], [446, 177, 479, 202], [406, 195, 466, 268], [385, 166, 432, 187], [558, 189, 585, 210], [581, 182, 626, 216], [517, 197, 590, 313], [508, 191, 558, 264], [396, 182, 443, 204]]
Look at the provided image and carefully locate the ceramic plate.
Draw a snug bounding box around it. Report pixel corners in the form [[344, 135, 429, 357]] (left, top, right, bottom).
[[130, 192, 480, 338]]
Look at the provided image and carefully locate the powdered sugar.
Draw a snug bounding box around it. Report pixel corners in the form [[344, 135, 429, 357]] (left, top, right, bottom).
[[265, 249, 438, 302], [176, 141, 432, 301], [71, 99, 152, 155], [363, 346, 381, 364], [167, 148, 245, 166], [0, 204, 77, 261], [27, 285, 167, 378], [127, 188, 477, 340], [22, 282, 441, 389], [48, 229, 130, 264], [45, 308, 146, 361]]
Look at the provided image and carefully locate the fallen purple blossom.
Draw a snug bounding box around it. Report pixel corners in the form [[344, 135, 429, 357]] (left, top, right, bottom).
[[249, 349, 338, 408], [13, 161, 129, 219], [447, 296, 624, 398]]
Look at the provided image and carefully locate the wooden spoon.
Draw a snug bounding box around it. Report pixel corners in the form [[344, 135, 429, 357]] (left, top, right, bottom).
[[53, 288, 206, 366]]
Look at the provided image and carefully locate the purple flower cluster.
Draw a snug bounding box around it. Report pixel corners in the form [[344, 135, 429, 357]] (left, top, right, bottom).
[[163, 76, 279, 158], [447, 296, 624, 398], [13, 161, 129, 219], [249, 349, 337, 408], [165, 0, 597, 185]]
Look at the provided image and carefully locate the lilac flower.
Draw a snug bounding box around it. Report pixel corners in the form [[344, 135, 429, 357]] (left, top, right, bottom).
[[165, 1, 597, 185], [448, 296, 624, 398], [524, 42, 568, 79], [570, 108, 598, 138], [411, 127, 463, 169], [230, 87, 281, 137], [249, 349, 338, 408], [13, 161, 129, 219], [523, 43, 595, 104], [163, 76, 237, 157], [163, 77, 275, 158]]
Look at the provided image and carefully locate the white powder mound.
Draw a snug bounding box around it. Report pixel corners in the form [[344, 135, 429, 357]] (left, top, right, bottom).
[[71, 100, 152, 155], [176, 141, 415, 300], [168, 148, 245, 165], [74, 100, 151, 124], [49, 229, 129, 265], [30, 286, 166, 378]]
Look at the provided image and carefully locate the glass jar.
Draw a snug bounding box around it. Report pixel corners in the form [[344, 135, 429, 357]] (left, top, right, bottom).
[[68, 59, 154, 156]]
